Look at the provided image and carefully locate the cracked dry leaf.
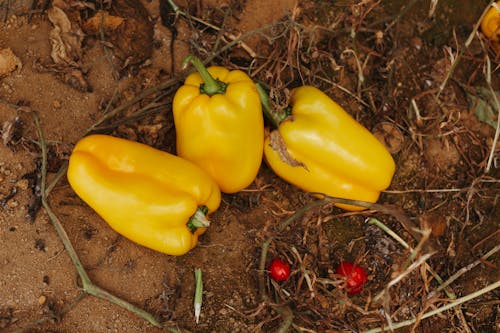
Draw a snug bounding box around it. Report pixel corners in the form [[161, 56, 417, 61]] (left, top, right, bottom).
[[268, 130, 308, 170], [0, 48, 22, 77], [47, 5, 84, 67], [83, 11, 125, 35]]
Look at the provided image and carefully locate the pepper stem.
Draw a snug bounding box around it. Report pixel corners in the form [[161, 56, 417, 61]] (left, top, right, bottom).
[[194, 268, 203, 324], [182, 55, 226, 96], [256, 83, 290, 128], [187, 206, 210, 232]]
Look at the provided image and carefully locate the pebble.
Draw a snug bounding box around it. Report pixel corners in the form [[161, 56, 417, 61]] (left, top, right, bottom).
[[7, 200, 18, 208], [410, 37, 422, 50], [53, 100, 62, 109], [1, 83, 13, 94], [16, 179, 29, 190], [37, 295, 47, 305]]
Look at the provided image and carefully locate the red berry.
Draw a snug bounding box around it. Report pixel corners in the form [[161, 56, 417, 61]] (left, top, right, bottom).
[[268, 258, 291, 282], [336, 261, 368, 294]]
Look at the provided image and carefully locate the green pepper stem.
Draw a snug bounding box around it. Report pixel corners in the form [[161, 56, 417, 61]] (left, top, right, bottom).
[[256, 83, 289, 128], [187, 206, 210, 232], [194, 268, 203, 324], [182, 55, 226, 96]]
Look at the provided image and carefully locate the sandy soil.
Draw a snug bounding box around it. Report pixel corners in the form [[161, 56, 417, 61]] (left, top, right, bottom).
[[0, 1, 499, 332]]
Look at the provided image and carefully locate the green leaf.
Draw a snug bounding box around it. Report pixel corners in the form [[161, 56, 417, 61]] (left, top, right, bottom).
[[466, 86, 499, 129]]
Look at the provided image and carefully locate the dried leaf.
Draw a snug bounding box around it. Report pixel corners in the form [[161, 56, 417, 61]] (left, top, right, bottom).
[[1, 117, 22, 147], [0, 48, 22, 77], [268, 130, 308, 170], [82, 0, 153, 68], [372, 122, 404, 154], [47, 5, 84, 67], [46, 4, 90, 91], [419, 212, 447, 237], [83, 11, 125, 35]]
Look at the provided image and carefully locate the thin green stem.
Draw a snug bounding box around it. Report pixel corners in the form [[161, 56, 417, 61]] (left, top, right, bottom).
[[194, 268, 203, 324], [278, 199, 327, 233], [166, 0, 180, 13], [259, 237, 273, 302], [85, 284, 164, 329], [85, 78, 180, 135], [363, 279, 500, 333], [436, 0, 496, 99], [258, 199, 332, 329], [182, 55, 226, 96], [34, 112, 92, 284], [256, 83, 288, 128], [309, 192, 424, 245], [187, 206, 210, 232], [367, 218, 409, 249], [484, 56, 500, 173], [273, 306, 293, 333], [99, 11, 119, 81], [33, 112, 164, 329], [437, 244, 500, 293], [259, 199, 327, 301], [45, 161, 68, 196], [368, 218, 456, 299]]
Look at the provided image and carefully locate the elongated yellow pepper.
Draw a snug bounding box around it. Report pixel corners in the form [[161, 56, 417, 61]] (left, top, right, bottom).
[[481, 1, 500, 52], [67, 134, 221, 256], [262, 86, 395, 211], [173, 55, 264, 193]]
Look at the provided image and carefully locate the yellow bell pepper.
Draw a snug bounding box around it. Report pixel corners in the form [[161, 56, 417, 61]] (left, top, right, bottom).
[[173, 55, 264, 193], [481, 1, 500, 52], [67, 134, 221, 256], [260, 86, 395, 211]]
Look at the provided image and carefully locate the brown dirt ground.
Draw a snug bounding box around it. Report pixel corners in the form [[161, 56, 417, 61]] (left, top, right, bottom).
[[0, 1, 499, 332]]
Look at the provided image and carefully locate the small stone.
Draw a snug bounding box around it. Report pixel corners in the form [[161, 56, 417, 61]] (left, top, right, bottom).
[[7, 200, 18, 208], [16, 179, 29, 190], [37, 295, 47, 305], [53, 100, 62, 109], [410, 37, 422, 50], [35, 239, 46, 251]]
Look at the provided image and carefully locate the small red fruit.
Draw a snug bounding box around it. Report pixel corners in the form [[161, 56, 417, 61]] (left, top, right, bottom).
[[267, 258, 290, 282], [336, 261, 367, 294]]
